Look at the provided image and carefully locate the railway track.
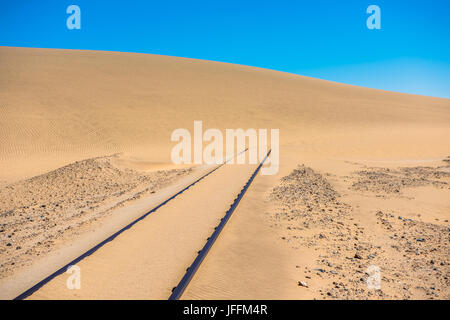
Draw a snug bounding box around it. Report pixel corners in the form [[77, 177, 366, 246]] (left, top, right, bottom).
[[12, 148, 269, 300]]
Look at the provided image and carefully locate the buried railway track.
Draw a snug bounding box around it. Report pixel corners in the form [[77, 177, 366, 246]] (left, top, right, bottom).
[[13, 148, 270, 300]]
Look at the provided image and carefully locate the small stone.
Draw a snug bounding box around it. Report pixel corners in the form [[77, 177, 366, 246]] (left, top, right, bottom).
[[354, 253, 363, 259], [416, 238, 425, 242], [298, 281, 309, 288]]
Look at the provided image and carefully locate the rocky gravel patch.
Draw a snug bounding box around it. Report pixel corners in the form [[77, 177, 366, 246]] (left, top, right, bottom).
[[351, 165, 450, 195]]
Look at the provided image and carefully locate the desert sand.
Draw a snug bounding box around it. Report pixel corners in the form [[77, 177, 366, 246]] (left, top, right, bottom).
[[0, 46, 449, 299]]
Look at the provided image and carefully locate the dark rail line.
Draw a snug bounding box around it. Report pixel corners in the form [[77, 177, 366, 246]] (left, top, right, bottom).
[[169, 149, 271, 300], [14, 150, 247, 300]]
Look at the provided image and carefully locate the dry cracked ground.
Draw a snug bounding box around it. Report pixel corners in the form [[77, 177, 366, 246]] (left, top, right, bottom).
[[0, 155, 192, 279], [270, 158, 450, 300]]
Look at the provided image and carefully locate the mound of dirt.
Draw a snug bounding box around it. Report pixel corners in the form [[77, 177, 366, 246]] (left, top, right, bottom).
[[271, 165, 340, 207]]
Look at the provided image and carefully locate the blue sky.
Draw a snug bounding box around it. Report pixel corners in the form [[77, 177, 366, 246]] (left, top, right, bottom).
[[1, 0, 449, 98]]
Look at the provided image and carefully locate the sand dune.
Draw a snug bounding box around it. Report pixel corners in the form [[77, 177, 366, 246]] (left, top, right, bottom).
[[0, 46, 449, 299], [1, 46, 449, 182]]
